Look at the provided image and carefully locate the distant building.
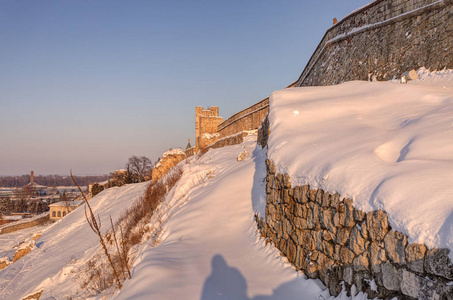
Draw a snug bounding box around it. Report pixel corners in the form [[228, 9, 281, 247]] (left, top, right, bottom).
[[49, 200, 83, 221]]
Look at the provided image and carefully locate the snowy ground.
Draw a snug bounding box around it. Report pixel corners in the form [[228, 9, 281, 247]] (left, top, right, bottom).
[[113, 137, 372, 300], [0, 182, 148, 300], [1, 68, 450, 299], [268, 68, 453, 258]]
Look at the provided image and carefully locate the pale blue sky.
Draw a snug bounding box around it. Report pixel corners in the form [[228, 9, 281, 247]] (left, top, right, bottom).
[[0, 0, 370, 175]]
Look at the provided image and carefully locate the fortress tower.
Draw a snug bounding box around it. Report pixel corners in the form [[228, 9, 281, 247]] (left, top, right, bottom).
[[195, 106, 223, 150]]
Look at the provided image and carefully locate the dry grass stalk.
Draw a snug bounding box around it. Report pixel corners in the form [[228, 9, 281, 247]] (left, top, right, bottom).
[[70, 170, 122, 290]]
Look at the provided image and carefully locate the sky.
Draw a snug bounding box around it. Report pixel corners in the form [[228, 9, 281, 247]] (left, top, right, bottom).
[[0, 0, 371, 176]]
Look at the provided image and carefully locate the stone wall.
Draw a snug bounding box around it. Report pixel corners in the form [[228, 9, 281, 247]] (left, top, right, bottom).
[[257, 159, 453, 299], [0, 214, 49, 235], [217, 98, 269, 138], [296, 0, 453, 86], [152, 149, 186, 183], [195, 106, 223, 150]]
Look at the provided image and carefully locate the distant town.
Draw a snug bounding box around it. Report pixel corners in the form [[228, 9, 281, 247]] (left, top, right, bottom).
[[0, 171, 109, 225]]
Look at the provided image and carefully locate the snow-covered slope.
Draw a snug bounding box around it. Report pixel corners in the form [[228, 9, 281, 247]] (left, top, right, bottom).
[[268, 70, 453, 257], [113, 137, 337, 300], [0, 182, 148, 300]]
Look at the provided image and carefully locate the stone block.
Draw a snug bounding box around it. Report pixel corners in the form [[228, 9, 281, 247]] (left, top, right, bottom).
[[381, 262, 400, 292], [331, 193, 340, 208], [400, 269, 420, 298], [343, 266, 354, 285], [366, 210, 389, 241], [353, 209, 366, 222], [287, 239, 297, 264], [336, 227, 351, 246], [293, 217, 307, 230], [321, 192, 331, 208], [384, 230, 407, 265], [424, 248, 453, 280], [340, 246, 355, 265], [339, 199, 355, 228], [353, 252, 370, 272], [349, 227, 369, 255], [370, 242, 387, 274], [405, 243, 426, 273]]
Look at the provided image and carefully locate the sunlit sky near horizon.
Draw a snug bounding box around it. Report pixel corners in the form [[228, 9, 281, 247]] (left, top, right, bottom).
[[1, 0, 371, 176]]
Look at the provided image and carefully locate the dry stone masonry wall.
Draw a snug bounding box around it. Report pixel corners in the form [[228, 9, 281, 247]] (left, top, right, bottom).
[[296, 0, 453, 86], [257, 159, 453, 299]]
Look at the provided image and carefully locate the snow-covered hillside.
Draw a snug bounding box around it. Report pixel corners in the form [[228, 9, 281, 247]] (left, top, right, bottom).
[[0, 182, 148, 300], [113, 137, 341, 300]]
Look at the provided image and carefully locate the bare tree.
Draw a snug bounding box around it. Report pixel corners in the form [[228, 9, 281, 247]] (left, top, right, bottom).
[[126, 155, 153, 183]]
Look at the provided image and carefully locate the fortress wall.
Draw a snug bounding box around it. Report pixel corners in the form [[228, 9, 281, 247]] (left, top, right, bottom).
[[257, 159, 453, 299], [296, 0, 453, 86], [217, 98, 269, 138]]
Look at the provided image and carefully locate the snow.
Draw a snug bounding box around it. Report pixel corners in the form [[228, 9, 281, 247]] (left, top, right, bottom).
[[48, 200, 83, 207], [0, 182, 148, 300], [268, 74, 453, 257], [114, 137, 364, 300], [202, 132, 220, 139], [0, 212, 49, 232], [162, 148, 185, 157]]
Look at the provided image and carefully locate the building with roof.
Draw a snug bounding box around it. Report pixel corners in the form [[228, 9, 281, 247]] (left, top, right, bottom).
[[49, 200, 83, 221]]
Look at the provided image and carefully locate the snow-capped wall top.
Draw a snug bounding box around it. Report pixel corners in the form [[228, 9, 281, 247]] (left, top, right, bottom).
[[162, 148, 185, 158], [268, 70, 453, 256]]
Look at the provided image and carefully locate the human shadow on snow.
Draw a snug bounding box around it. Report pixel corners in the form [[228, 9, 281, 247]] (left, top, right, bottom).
[[200, 254, 322, 300]]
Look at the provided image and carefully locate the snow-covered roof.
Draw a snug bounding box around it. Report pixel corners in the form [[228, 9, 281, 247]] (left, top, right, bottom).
[[48, 200, 83, 207]]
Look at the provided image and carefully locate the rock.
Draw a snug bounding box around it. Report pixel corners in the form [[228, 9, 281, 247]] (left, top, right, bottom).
[[344, 266, 354, 285], [293, 216, 307, 230], [320, 210, 336, 233], [366, 210, 389, 241], [152, 148, 186, 183], [370, 242, 387, 274], [336, 227, 351, 246], [405, 243, 426, 273], [22, 290, 44, 300], [236, 149, 249, 161], [287, 239, 297, 264], [400, 269, 420, 298], [305, 261, 319, 279], [330, 193, 340, 208], [13, 246, 32, 263], [360, 222, 368, 240], [424, 248, 453, 280], [349, 227, 368, 255], [322, 241, 335, 259], [312, 230, 323, 251], [339, 199, 355, 227], [353, 209, 366, 222], [0, 259, 9, 271], [340, 246, 355, 265], [353, 252, 370, 272], [381, 262, 400, 292], [321, 192, 331, 208], [384, 230, 407, 265]]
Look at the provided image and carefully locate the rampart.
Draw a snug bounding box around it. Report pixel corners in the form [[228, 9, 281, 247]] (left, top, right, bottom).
[[0, 213, 49, 235], [217, 98, 269, 138], [296, 0, 453, 86], [256, 156, 453, 299]]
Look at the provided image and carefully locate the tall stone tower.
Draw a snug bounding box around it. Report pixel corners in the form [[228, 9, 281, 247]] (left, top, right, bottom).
[[30, 171, 34, 183], [195, 106, 223, 150]]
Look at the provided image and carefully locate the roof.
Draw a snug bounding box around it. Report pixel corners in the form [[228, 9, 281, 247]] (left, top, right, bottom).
[[49, 200, 84, 207]]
